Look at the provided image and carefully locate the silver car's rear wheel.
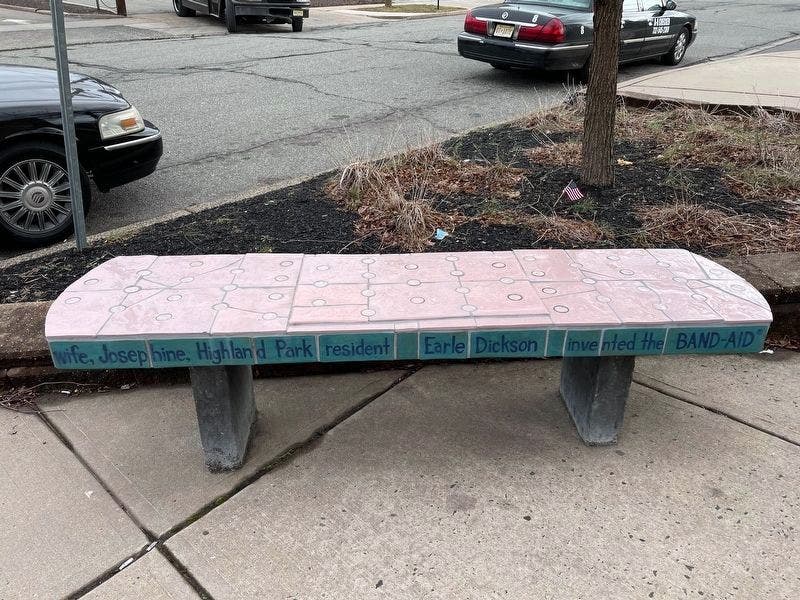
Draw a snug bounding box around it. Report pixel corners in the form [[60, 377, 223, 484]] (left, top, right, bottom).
[[0, 143, 91, 247]]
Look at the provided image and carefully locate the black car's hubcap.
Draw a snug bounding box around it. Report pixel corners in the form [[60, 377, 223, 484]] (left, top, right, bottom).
[[674, 32, 687, 61], [0, 159, 72, 236]]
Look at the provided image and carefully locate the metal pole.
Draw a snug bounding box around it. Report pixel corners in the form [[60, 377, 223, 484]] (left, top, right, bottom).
[[49, 0, 88, 251]]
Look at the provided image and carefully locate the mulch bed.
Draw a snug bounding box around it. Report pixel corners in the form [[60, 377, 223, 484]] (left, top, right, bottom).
[[2, 103, 798, 304]]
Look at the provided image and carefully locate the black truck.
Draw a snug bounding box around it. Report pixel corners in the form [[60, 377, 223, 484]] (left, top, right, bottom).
[[173, 0, 311, 33]]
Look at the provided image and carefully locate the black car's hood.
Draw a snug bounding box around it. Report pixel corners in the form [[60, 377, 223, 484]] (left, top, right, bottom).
[[0, 64, 129, 114]]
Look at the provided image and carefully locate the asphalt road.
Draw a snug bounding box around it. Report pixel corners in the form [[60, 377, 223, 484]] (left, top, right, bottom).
[[1, 0, 799, 258]]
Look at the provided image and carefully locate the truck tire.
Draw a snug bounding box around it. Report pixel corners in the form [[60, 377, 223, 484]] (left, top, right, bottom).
[[292, 17, 303, 32], [225, 0, 238, 33], [173, 0, 194, 17]]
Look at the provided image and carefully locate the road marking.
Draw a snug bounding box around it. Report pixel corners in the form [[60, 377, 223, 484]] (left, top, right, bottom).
[[2, 19, 31, 24]]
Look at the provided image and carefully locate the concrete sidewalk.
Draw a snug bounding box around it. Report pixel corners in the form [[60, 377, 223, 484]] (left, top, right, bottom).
[[618, 39, 800, 112], [2, 352, 799, 598]]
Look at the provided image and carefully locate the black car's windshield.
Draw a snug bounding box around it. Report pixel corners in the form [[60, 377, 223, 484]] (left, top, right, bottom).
[[513, 0, 591, 8]]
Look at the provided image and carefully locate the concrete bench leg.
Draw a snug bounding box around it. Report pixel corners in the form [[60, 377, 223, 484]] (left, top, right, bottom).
[[190, 365, 257, 472], [560, 356, 635, 445]]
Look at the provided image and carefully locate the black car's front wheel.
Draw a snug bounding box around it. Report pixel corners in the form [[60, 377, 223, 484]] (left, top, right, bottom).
[[0, 142, 91, 247], [663, 27, 690, 65], [173, 0, 195, 16]]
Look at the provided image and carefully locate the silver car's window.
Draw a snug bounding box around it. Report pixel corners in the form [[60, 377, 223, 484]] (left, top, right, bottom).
[[623, 0, 641, 11]]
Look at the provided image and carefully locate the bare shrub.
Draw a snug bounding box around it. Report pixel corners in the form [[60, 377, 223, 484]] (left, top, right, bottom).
[[329, 143, 524, 250]]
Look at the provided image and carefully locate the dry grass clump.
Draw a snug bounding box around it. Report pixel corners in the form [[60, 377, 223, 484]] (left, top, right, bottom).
[[525, 141, 582, 168], [623, 106, 800, 200], [638, 201, 800, 254], [523, 102, 584, 138], [655, 109, 800, 199], [331, 159, 460, 251], [329, 145, 526, 251], [526, 102, 800, 200], [480, 210, 611, 245], [385, 145, 525, 200]]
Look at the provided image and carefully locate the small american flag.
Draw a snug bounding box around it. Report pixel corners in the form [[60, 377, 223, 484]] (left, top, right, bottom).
[[562, 179, 584, 201]]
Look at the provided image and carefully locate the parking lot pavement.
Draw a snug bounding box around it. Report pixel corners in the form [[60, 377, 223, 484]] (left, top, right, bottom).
[[0, 0, 799, 260]]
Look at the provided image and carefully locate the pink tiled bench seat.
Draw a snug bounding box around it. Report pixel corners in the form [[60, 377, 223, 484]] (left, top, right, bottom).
[[45, 249, 772, 470]]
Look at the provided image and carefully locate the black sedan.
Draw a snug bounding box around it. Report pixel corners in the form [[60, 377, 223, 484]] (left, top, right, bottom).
[[0, 65, 162, 247], [458, 0, 697, 76]]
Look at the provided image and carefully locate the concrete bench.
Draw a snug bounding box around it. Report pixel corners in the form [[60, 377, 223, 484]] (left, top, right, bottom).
[[45, 249, 772, 471]]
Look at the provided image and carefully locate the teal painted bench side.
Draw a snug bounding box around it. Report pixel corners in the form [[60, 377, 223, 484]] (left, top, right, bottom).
[[49, 324, 770, 369]]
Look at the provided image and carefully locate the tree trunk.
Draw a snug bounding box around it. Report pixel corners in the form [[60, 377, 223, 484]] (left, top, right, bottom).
[[581, 0, 623, 188]]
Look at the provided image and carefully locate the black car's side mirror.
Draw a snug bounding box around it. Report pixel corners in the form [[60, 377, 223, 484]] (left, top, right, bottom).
[[665, 0, 677, 9]]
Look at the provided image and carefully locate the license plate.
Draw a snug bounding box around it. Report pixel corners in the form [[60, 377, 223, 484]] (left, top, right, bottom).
[[292, 9, 303, 16], [494, 24, 514, 38]]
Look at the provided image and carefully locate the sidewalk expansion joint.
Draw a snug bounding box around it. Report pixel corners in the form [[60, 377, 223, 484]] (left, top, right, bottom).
[[40, 366, 421, 598], [32, 409, 168, 598], [632, 372, 800, 449], [63, 540, 159, 600], [156, 365, 423, 546], [157, 544, 216, 600]]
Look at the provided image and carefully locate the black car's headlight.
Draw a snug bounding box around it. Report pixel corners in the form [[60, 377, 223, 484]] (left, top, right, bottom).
[[98, 106, 145, 141]]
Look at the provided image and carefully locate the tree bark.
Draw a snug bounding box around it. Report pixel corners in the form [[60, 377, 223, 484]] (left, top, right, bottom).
[[581, 0, 623, 188]]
